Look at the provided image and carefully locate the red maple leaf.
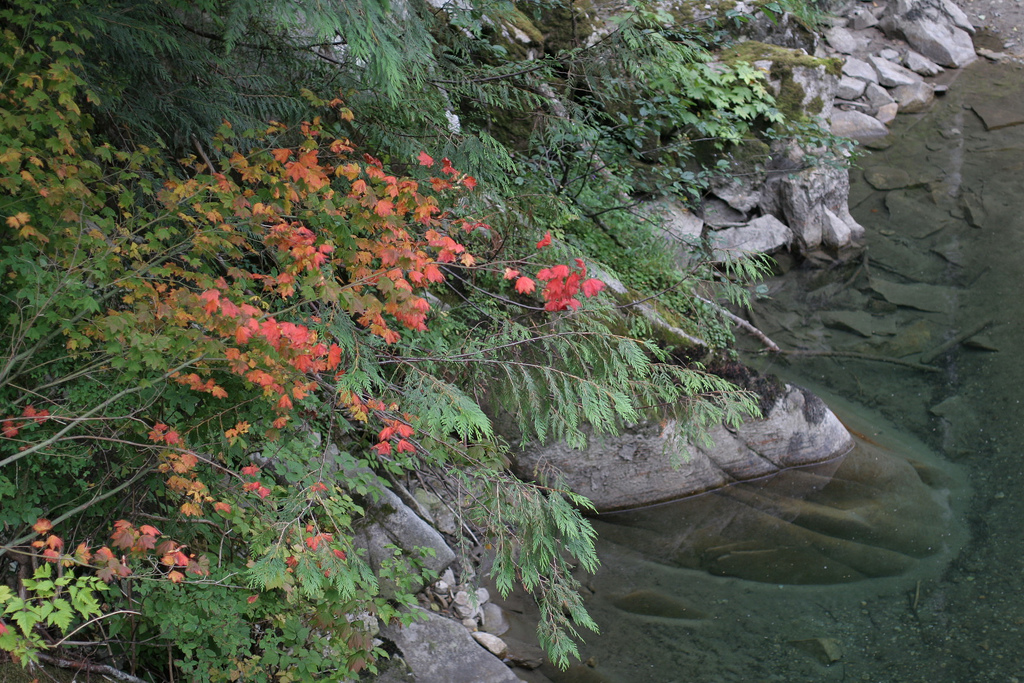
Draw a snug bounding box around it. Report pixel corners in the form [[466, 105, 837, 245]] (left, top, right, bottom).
[[582, 278, 606, 297]]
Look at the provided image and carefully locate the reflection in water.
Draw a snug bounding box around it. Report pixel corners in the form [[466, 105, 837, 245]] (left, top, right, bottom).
[[595, 435, 960, 585]]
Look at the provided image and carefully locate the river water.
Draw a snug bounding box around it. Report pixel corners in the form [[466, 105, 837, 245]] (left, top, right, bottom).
[[516, 58, 1024, 683]]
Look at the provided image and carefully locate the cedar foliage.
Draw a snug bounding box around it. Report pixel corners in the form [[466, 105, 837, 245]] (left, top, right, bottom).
[[0, 0, 813, 678]]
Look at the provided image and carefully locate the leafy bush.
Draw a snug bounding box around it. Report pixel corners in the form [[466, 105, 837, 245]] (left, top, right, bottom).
[[0, 0, 791, 679]]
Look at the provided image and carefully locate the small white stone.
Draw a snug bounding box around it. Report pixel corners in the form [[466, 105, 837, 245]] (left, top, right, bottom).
[[472, 631, 509, 658]]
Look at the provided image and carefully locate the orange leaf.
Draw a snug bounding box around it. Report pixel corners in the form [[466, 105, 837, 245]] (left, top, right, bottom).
[[32, 518, 53, 535], [167, 570, 185, 584], [536, 232, 552, 249], [417, 151, 434, 167], [272, 148, 291, 163], [515, 277, 535, 294]]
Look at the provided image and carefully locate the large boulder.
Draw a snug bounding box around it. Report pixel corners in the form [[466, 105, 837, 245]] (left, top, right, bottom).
[[352, 483, 456, 597], [760, 143, 866, 252], [511, 382, 853, 512], [881, 0, 976, 67], [379, 608, 521, 683], [709, 214, 793, 259]]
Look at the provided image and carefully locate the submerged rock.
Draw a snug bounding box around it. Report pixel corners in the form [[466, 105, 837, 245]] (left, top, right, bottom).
[[592, 429, 962, 584]]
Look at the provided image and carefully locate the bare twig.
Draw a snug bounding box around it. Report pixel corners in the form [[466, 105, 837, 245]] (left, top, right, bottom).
[[35, 652, 148, 683], [696, 295, 780, 352], [192, 137, 215, 174], [919, 319, 992, 364]]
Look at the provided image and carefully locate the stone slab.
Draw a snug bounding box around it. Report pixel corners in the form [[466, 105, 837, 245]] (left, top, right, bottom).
[[869, 277, 956, 313]]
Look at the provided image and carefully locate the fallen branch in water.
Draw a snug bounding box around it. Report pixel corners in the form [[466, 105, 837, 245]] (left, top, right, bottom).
[[919, 319, 993, 364], [781, 349, 942, 372], [696, 296, 780, 353]]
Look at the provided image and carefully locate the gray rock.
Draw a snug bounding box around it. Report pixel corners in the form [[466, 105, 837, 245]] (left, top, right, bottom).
[[875, 102, 899, 124], [761, 145, 864, 251], [864, 82, 895, 108], [481, 603, 510, 636], [353, 485, 456, 598], [929, 395, 965, 417], [821, 207, 860, 249], [972, 98, 1024, 131], [842, 57, 879, 83], [868, 54, 923, 87], [831, 109, 890, 143], [511, 383, 853, 512], [863, 166, 913, 190], [851, 8, 880, 30], [893, 82, 935, 113], [381, 608, 521, 683], [977, 47, 1011, 63], [904, 49, 944, 75], [414, 488, 459, 535], [820, 310, 898, 336], [760, 58, 839, 125], [702, 196, 748, 227], [741, 10, 819, 52], [882, 0, 976, 67], [643, 197, 704, 243], [471, 631, 508, 658], [825, 26, 867, 54], [503, 637, 545, 669], [712, 176, 764, 213], [790, 638, 844, 664], [837, 75, 868, 100], [869, 277, 956, 313], [711, 214, 793, 258], [879, 48, 901, 61]]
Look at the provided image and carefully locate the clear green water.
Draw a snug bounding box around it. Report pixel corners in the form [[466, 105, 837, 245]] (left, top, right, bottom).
[[523, 59, 1024, 683]]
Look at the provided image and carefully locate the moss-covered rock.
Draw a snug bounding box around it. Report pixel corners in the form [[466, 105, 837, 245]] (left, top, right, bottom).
[[722, 41, 841, 122]]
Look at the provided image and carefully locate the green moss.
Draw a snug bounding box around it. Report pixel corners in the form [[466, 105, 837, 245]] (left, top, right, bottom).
[[534, 0, 596, 54], [0, 663, 78, 682], [507, 7, 545, 45], [721, 42, 841, 120]]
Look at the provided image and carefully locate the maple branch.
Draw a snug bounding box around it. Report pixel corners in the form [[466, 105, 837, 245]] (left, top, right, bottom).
[[0, 467, 152, 557], [0, 356, 205, 470]]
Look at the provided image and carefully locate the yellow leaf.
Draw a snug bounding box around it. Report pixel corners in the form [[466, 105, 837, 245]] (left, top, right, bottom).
[[180, 502, 203, 517], [6, 212, 30, 228]]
